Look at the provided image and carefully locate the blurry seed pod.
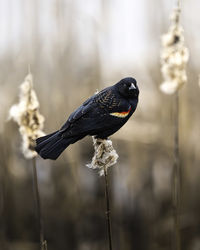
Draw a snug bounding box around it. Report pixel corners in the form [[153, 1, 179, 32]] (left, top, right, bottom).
[[9, 73, 45, 159], [160, 8, 189, 95]]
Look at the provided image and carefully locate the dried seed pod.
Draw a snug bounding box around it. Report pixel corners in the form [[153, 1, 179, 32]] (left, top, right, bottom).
[[87, 137, 119, 176], [9, 73, 45, 159], [160, 7, 189, 94]]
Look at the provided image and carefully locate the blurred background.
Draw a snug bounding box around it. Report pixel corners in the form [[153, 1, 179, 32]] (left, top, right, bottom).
[[0, 0, 200, 249]]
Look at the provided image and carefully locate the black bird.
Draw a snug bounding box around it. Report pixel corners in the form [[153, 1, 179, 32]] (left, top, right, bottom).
[[35, 77, 139, 160]]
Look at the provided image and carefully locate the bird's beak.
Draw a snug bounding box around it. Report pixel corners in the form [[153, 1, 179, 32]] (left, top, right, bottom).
[[129, 83, 136, 90]]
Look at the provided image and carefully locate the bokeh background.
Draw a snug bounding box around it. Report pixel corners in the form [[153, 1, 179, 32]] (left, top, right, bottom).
[[0, 0, 200, 250]]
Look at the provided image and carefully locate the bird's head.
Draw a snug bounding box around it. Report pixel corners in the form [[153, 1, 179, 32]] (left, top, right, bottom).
[[116, 77, 139, 98]]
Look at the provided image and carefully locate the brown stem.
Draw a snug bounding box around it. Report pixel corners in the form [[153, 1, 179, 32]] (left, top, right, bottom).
[[32, 158, 47, 250], [173, 92, 181, 250], [103, 166, 113, 250]]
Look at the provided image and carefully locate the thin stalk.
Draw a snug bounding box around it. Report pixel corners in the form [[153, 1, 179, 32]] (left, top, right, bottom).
[[173, 92, 181, 250], [173, 1, 181, 248], [32, 157, 47, 250], [103, 166, 113, 250]]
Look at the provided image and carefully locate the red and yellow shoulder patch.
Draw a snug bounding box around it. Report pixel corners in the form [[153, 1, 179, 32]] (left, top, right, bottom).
[[110, 106, 131, 118]]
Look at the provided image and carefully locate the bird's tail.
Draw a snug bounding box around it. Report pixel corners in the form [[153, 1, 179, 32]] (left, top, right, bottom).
[[35, 131, 78, 160]]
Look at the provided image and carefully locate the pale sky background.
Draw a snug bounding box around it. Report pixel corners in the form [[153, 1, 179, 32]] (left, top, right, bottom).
[[0, 1, 176, 61], [0, 0, 199, 74]]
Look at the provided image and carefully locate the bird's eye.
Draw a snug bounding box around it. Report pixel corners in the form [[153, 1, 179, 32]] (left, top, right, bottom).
[[124, 83, 131, 88]]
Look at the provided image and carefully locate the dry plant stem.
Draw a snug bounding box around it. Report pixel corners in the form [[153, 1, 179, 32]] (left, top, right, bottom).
[[177, 0, 180, 8], [32, 158, 47, 250], [173, 92, 181, 250], [103, 166, 113, 250]]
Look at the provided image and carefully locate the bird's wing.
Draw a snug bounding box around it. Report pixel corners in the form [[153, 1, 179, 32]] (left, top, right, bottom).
[[93, 88, 131, 113], [60, 88, 130, 135], [60, 94, 97, 131]]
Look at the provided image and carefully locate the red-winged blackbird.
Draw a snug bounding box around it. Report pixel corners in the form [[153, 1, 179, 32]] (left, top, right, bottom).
[[35, 77, 139, 160]]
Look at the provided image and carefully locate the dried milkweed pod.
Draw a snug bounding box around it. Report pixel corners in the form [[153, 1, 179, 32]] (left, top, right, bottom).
[[160, 7, 189, 94], [87, 137, 119, 176], [9, 73, 45, 158]]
